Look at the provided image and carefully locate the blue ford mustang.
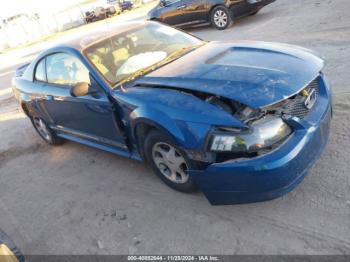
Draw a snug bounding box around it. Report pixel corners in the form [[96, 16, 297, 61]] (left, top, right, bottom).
[[13, 21, 332, 205]]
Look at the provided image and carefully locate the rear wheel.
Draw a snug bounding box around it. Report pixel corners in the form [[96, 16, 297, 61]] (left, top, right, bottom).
[[210, 6, 233, 30], [144, 130, 197, 192], [31, 117, 64, 145]]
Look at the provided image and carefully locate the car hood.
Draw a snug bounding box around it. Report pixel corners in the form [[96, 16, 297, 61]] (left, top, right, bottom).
[[135, 41, 324, 109]]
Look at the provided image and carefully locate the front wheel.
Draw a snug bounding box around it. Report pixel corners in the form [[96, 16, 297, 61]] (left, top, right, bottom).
[[210, 6, 233, 30], [144, 130, 197, 193], [31, 117, 64, 145]]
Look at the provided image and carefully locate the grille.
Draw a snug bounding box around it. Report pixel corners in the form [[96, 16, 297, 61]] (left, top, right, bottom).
[[282, 78, 320, 119]]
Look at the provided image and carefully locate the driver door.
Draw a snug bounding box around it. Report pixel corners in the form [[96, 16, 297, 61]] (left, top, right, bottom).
[[39, 52, 126, 149], [180, 0, 208, 24]]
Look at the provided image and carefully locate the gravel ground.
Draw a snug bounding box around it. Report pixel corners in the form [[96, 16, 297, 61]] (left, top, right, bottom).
[[0, 0, 349, 255]]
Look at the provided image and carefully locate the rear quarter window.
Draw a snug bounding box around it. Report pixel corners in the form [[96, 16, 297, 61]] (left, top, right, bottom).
[[46, 53, 90, 86], [35, 59, 46, 82]]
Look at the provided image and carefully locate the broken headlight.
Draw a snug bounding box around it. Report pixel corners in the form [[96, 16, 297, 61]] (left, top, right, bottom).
[[210, 116, 292, 152]]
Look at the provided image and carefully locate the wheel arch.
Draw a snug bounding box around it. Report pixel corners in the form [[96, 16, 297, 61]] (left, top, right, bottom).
[[208, 3, 234, 20], [132, 118, 184, 160], [19, 93, 52, 124], [18, 93, 36, 118], [20, 102, 30, 117], [129, 107, 187, 158]]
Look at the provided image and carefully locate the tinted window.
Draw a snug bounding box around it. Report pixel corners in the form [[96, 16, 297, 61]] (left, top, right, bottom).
[[46, 53, 90, 86], [35, 59, 46, 82]]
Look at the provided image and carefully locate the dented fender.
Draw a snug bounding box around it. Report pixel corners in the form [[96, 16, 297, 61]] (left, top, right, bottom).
[[113, 86, 244, 149]]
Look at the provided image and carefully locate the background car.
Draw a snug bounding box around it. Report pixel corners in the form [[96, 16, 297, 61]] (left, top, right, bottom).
[[109, 0, 134, 12], [84, 5, 118, 24], [118, 0, 134, 12], [148, 0, 275, 30]]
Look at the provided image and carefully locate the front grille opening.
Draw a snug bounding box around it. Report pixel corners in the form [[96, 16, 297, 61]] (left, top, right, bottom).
[[215, 152, 258, 163], [282, 77, 320, 119]]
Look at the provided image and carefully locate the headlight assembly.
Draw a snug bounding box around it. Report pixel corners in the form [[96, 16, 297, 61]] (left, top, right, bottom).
[[210, 116, 292, 152]]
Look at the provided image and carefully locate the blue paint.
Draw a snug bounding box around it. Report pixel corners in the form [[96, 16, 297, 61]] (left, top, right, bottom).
[[13, 22, 331, 205]]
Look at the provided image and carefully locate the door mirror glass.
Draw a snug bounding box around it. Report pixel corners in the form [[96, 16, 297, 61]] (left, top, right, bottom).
[[159, 0, 167, 7], [70, 82, 90, 97]]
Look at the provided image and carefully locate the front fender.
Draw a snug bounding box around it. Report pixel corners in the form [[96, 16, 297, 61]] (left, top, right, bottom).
[[129, 106, 212, 149], [130, 106, 185, 144], [112, 86, 242, 150]]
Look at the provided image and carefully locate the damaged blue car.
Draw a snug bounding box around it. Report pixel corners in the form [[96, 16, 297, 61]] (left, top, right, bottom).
[[13, 21, 332, 205]]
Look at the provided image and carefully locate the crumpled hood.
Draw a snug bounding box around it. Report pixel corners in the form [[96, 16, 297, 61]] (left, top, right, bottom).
[[135, 41, 324, 109]]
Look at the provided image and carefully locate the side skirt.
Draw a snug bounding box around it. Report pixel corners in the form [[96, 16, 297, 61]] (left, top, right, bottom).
[[52, 127, 142, 162]]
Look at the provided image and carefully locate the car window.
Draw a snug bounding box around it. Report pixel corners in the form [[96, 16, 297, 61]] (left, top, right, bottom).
[[84, 23, 203, 86], [46, 53, 90, 86], [35, 59, 46, 82]]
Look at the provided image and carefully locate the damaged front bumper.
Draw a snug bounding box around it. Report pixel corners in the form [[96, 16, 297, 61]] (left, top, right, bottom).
[[190, 75, 332, 205]]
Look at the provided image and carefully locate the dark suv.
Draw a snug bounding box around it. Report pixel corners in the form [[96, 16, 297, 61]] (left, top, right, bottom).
[[148, 0, 275, 30]]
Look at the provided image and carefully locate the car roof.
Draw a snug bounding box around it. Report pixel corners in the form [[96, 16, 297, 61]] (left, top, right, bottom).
[[55, 21, 148, 51]]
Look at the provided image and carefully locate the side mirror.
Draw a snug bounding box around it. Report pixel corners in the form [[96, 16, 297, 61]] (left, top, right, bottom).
[[70, 82, 90, 97]]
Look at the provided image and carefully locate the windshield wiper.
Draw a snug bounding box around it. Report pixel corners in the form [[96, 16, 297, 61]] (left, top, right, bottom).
[[115, 46, 198, 88]]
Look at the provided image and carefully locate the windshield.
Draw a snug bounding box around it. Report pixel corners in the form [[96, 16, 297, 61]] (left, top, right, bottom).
[[83, 23, 203, 87]]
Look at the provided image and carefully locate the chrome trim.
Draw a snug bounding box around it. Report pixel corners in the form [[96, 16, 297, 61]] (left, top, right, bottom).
[[304, 88, 317, 109]]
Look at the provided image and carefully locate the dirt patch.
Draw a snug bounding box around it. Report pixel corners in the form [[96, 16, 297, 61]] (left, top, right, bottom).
[[333, 93, 350, 115], [0, 144, 43, 168], [0, 96, 18, 114]]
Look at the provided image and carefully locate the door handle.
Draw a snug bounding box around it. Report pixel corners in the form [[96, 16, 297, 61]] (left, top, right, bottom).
[[176, 4, 186, 9]]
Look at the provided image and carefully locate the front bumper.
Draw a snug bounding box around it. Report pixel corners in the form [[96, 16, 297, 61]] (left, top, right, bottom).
[[190, 75, 332, 205]]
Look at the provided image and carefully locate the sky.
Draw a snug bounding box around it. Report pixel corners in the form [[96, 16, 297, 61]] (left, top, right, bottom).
[[0, 0, 98, 20]]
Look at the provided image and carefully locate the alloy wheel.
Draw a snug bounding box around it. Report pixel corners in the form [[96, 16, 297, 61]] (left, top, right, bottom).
[[152, 142, 189, 184], [213, 10, 228, 28], [33, 118, 52, 142]]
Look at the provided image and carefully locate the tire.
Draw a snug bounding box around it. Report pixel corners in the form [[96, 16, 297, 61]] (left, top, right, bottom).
[[144, 130, 197, 193], [249, 10, 259, 16], [210, 5, 233, 30], [30, 117, 64, 145]]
